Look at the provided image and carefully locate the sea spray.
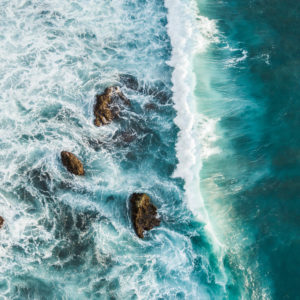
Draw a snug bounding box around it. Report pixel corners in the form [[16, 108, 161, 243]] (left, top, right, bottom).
[[163, 0, 233, 295], [164, 0, 222, 245]]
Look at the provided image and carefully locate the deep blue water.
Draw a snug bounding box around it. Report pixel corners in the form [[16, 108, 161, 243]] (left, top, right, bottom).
[[0, 0, 299, 299]]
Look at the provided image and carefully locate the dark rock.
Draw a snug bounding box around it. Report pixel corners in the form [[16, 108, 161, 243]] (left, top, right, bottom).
[[147, 88, 170, 104], [112, 130, 137, 146], [130, 193, 160, 238], [119, 74, 139, 91], [119, 74, 171, 104], [61, 151, 85, 175], [94, 86, 130, 127], [120, 131, 137, 143], [0, 216, 4, 229], [144, 102, 158, 111]]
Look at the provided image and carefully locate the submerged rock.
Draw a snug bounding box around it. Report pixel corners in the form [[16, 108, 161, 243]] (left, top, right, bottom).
[[120, 131, 137, 143], [119, 74, 139, 91], [94, 86, 130, 127], [119, 74, 171, 104], [61, 151, 85, 175], [0, 216, 4, 229], [130, 193, 160, 238], [144, 102, 158, 111]]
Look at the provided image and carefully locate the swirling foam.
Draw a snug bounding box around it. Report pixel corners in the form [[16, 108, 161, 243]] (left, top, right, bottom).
[[0, 0, 232, 298]]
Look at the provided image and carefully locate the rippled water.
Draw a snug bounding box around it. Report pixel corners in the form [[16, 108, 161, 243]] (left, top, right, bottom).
[[1, 0, 298, 299], [194, 0, 300, 299]]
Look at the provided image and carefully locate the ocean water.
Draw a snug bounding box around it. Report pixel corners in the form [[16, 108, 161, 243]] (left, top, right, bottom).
[[0, 0, 299, 299], [193, 0, 300, 299], [0, 0, 229, 299]]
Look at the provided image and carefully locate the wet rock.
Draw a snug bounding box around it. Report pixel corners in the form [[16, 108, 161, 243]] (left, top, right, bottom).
[[119, 74, 139, 91], [94, 86, 130, 127], [61, 151, 85, 175], [0, 216, 4, 229], [130, 193, 160, 238]]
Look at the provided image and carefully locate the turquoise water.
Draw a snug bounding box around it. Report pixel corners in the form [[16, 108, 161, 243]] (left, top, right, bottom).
[[0, 0, 299, 299], [194, 0, 300, 299]]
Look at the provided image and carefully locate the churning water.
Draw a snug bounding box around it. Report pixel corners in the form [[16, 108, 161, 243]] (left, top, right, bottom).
[[0, 0, 299, 299]]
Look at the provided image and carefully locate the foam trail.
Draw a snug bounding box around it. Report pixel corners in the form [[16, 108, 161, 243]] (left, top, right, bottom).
[[164, 0, 223, 246]]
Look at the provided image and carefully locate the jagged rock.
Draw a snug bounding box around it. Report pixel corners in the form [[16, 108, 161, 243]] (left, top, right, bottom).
[[61, 151, 85, 175], [94, 86, 130, 127], [0, 216, 4, 229], [130, 193, 160, 238]]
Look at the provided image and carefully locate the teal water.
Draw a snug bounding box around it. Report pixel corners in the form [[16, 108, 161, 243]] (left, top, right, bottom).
[[0, 0, 299, 299], [194, 0, 300, 299]]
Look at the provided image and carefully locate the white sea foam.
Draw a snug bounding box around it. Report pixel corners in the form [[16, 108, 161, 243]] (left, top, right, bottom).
[[0, 0, 231, 298], [226, 49, 248, 67], [164, 0, 224, 245]]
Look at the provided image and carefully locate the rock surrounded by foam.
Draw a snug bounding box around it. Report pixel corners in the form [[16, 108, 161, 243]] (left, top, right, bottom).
[[0, 216, 4, 229], [61, 151, 85, 176], [130, 193, 160, 238], [94, 86, 130, 127]]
